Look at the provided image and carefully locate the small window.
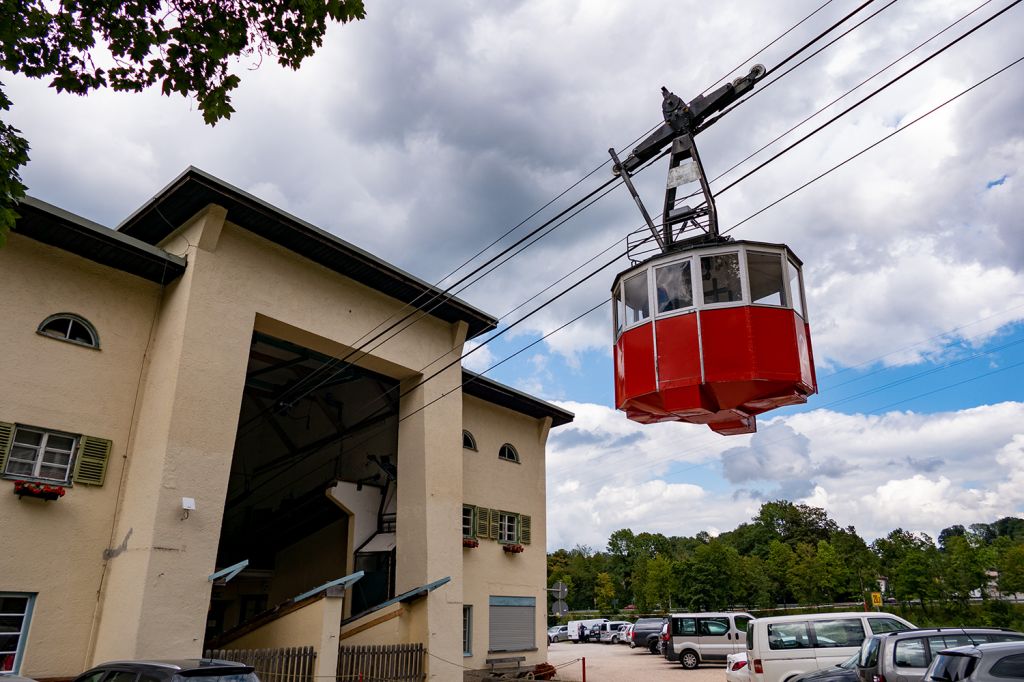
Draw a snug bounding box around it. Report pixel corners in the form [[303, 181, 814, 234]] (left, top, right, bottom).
[[991, 653, 1024, 678], [788, 260, 805, 318], [613, 287, 624, 336], [462, 505, 475, 538], [701, 253, 743, 304], [655, 259, 694, 314], [734, 616, 752, 633], [498, 513, 518, 543], [0, 593, 34, 674], [623, 271, 650, 325], [37, 313, 99, 348], [811, 619, 864, 647], [860, 637, 880, 666], [463, 605, 473, 656], [868, 618, 909, 634], [894, 638, 929, 668], [767, 622, 811, 650], [498, 444, 519, 463], [747, 251, 788, 307], [4, 426, 77, 483], [699, 617, 729, 636], [672, 617, 696, 637], [463, 430, 477, 451]]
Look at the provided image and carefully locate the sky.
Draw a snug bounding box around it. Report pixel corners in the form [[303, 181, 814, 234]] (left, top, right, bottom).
[[5, 0, 1024, 550]]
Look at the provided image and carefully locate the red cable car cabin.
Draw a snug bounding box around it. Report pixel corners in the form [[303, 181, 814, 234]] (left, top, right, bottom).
[[612, 240, 817, 435]]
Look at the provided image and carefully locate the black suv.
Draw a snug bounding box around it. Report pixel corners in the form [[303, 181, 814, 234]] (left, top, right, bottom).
[[630, 617, 667, 654], [73, 660, 259, 682]]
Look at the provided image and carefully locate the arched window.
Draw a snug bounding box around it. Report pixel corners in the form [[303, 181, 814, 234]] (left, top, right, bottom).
[[37, 313, 100, 349], [462, 430, 477, 451], [498, 443, 519, 463]]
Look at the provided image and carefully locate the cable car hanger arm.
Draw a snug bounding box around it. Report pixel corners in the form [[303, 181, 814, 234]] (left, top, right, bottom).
[[615, 64, 766, 176]]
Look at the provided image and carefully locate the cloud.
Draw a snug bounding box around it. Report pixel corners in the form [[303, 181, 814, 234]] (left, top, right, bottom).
[[546, 400, 1024, 548]]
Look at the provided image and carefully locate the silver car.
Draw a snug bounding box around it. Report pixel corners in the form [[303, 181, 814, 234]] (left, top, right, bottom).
[[923, 640, 1024, 681], [858, 627, 1024, 682]]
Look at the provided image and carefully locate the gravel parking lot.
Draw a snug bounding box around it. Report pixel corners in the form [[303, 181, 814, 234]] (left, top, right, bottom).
[[545, 641, 728, 681]]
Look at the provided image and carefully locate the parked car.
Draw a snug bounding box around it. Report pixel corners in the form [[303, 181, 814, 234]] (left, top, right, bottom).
[[71, 660, 258, 682], [792, 653, 859, 682], [923, 641, 1024, 681], [857, 627, 1024, 682], [598, 620, 630, 644], [567, 618, 608, 643], [665, 611, 754, 668], [548, 625, 570, 643], [631, 616, 667, 653], [618, 623, 634, 645], [747, 612, 914, 682], [727, 652, 752, 682]]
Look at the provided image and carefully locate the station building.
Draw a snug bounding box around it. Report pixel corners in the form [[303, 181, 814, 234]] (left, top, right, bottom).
[[0, 168, 572, 680]]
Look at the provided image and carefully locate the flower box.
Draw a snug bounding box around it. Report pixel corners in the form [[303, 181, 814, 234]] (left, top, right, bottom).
[[462, 537, 479, 549], [13, 480, 66, 501], [502, 543, 525, 554]]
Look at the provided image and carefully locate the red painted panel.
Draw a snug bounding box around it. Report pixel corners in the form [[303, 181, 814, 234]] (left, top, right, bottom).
[[616, 322, 656, 408], [700, 307, 756, 383], [749, 307, 800, 380], [655, 312, 702, 391]]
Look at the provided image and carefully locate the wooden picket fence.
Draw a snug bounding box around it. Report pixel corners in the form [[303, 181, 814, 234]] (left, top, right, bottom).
[[205, 646, 316, 682], [337, 643, 425, 681]]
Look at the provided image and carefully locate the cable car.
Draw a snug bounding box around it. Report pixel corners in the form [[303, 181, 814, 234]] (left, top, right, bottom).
[[608, 68, 816, 435]]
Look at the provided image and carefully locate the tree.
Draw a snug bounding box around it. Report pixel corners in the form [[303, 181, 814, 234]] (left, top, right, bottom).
[[595, 572, 616, 612], [642, 555, 676, 611], [997, 544, 1024, 596], [940, 535, 986, 605], [0, 1, 366, 240], [765, 539, 796, 604]]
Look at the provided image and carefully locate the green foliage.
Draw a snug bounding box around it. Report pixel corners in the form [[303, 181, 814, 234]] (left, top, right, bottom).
[[548, 503, 1024, 621], [0, 0, 366, 242]]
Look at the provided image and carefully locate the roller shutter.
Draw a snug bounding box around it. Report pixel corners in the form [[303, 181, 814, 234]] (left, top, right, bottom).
[[489, 596, 536, 652]]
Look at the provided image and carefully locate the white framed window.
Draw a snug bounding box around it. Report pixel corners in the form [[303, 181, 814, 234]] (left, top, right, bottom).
[[622, 271, 651, 325], [498, 443, 519, 463], [4, 426, 77, 483], [747, 251, 788, 307], [700, 252, 743, 305], [462, 430, 477, 451], [654, 257, 694, 315], [0, 593, 35, 674], [788, 259, 806, 318], [499, 513, 518, 543], [37, 313, 99, 349], [462, 505, 475, 538], [463, 605, 473, 656]]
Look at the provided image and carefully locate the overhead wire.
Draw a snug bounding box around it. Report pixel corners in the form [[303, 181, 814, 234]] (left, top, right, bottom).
[[699, 0, 840, 95], [704, 0, 998, 193], [714, 0, 1023, 196], [721, 52, 1024, 235]]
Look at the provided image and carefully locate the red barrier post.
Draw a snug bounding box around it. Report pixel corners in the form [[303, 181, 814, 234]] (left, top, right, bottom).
[[582, 656, 586, 682]]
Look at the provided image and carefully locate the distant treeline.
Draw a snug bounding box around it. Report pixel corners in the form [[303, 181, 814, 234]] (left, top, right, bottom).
[[547, 501, 1024, 615]]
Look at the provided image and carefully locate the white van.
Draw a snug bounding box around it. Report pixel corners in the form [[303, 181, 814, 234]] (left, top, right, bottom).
[[567, 618, 608, 643], [664, 611, 754, 668], [746, 611, 914, 682]]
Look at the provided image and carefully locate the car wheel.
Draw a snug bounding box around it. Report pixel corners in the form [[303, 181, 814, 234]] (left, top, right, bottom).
[[648, 640, 659, 654], [680, 650, 699, 669], [611, 636, 618, 644]]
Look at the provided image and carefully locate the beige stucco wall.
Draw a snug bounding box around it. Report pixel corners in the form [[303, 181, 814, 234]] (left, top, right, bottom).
[[89, 208, 468, 673], [0, 233, 162, 677], [269, 520, 349, 606], [461, 395, 551, 670], [4, 200, 559, 680]]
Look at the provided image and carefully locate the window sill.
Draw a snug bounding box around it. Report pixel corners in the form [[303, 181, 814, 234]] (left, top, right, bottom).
[[3, 474, 72, 487], [487, 648, 538, 654], [36, 330, 101, 350]]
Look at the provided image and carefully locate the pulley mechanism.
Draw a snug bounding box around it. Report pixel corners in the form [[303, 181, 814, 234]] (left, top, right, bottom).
[[610, 65, 766, 261]]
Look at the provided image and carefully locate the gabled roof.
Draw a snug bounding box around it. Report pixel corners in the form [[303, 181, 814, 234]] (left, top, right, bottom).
[[117, 167, 497, 339], [13, 196, 186, 284], [462, 370, 574, 427]]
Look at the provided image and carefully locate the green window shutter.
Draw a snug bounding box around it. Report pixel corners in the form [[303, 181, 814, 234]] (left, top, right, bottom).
[[476, 506, 490, 538], [73, 435, 112, 486], [520, 514, 531, 545], [0, 422, 13, 474], [489, 508, 500, 540]]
